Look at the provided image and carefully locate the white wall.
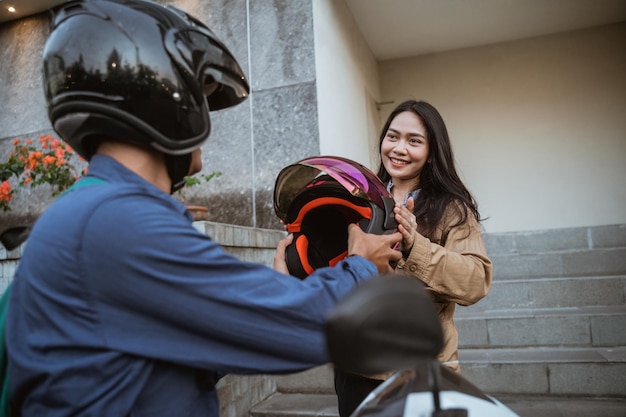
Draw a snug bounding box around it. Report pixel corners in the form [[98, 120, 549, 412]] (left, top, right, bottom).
[[313, 0, 380, 169], [378, 23, 626, 233]]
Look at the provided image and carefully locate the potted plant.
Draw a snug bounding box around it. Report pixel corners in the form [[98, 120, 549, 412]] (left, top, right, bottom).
[[0, 135, 85, 212], [175, 171, 222, 221], [0, 135, 221, 222]]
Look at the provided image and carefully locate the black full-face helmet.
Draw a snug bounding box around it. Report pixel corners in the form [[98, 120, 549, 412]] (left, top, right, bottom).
[[43, 0, 249, 190], [273, 156, 398, 279]]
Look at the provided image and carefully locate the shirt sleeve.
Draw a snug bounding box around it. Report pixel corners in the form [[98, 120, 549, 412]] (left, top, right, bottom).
[[81, 194, 378, 375], [397, 205, 492, 306]]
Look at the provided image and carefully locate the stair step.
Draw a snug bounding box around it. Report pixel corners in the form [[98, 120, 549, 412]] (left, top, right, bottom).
[[460, 345, 626, 364], [249, 391, 626, 417], [250, 393, 337, 417], [490, 247, 626, 280], [483, 224, 626, 256], [456, 305, 626, 319], [459, 346, 626, 397], [270, 348, 626, 399], [464, 275, 626, 311], [457, 305, 626, 348], [493, 395, 626, 417], [273, 364, 335, 394]]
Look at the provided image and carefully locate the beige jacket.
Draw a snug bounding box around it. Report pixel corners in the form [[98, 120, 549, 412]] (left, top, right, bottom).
[[372, 203, 492, 379]]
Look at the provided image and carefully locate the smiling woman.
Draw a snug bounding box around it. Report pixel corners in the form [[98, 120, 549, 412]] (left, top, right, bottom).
[[333, 99, 493, 417]]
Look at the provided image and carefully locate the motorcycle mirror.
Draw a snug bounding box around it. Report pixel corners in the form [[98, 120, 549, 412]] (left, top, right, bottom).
[[0, 224, 32, 251], [325, 275, 443, 375]]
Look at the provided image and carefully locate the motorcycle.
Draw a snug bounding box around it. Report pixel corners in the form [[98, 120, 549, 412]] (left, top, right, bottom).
[[325, 275, 519, 417]]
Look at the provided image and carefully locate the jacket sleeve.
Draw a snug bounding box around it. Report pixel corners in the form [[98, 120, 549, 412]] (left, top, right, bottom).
[[397, 206, 492, 306], [81, 195, 379, 375]]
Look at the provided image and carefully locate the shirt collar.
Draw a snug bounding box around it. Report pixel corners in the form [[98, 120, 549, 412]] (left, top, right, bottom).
[[386, 181, 421, 206], [86, 154, 190, 218]]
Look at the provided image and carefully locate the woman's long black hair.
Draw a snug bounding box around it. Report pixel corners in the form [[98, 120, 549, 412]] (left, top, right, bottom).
[[376, 100, 481, 238]]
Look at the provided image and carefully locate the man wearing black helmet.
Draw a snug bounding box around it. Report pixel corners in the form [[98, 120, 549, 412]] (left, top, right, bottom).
[[5, 1, 402, 416]]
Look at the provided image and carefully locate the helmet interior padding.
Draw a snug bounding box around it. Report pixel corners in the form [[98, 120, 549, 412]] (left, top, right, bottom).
[[286, 198, 372, 278]]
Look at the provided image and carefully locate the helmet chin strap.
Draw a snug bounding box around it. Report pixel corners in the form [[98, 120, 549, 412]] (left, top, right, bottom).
[[166, 154, 192, 194]]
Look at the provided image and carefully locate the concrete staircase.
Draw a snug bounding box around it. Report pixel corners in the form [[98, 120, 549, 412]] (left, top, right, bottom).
[[457, 223, 626, 397], [249, 224, 626, 417]]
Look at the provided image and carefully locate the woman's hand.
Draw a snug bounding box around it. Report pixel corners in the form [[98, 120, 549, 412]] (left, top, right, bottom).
[[394, 197, 418, 255]]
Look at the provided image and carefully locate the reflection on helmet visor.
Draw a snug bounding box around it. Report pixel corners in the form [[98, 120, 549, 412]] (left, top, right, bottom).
[[274, 156, 391, 221]]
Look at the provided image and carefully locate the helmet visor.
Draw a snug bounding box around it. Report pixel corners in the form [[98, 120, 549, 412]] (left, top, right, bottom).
[[274, 156, 391, 221]]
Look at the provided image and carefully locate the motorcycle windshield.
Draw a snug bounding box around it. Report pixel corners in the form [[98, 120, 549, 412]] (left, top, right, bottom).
[[352, 366, 518, 417], [273, 156, 391, 221]]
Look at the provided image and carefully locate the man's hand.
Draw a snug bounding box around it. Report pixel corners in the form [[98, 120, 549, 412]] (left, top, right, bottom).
[[347, 224, 402, 274], [273, 233, 293, 274]]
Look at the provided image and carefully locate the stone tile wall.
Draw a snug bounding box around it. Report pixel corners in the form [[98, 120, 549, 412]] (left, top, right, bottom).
[[0, 0, 317, 231]]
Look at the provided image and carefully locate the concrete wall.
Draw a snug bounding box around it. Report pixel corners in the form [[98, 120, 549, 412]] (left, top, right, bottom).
[[313, 0, 381, 169], [378, 23, 626, 233], [0, 0, 320, 232]]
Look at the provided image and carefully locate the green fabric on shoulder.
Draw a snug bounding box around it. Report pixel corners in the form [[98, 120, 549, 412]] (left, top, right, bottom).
[[0, 284, 12, 417]]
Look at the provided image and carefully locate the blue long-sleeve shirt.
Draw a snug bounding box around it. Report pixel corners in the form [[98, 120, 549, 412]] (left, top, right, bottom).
[[7, 154, 377, 417]]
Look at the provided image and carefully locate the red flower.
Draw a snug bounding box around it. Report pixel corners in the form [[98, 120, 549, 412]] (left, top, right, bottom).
[[1, 134, 84, 211], [43, 155, 56, 166], [0, 181, 12, 202]]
